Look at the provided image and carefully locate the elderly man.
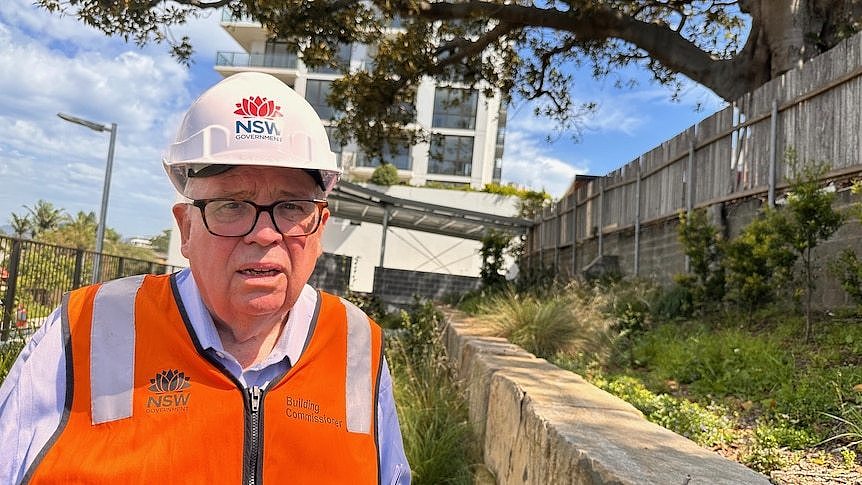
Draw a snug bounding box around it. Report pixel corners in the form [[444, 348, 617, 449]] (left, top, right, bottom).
[[0, 72, 410, 483]]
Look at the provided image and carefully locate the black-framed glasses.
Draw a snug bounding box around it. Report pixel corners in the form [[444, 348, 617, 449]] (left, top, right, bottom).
[[191, 198, 328, 237]]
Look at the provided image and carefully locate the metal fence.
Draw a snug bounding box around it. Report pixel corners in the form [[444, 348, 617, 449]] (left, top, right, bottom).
[[0, 235, 181, 338], [525, 30, 862, 282]]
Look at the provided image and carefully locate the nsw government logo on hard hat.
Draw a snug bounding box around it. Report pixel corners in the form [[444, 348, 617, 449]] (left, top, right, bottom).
[[234, 96, 283, 142]]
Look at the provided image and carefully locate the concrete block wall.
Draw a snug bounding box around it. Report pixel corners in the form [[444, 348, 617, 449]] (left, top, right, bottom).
[[441, 310, 771, 485], [373, 267, 481, 305]]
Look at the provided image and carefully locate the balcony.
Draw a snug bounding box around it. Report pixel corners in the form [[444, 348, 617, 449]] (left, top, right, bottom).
[[221, 10, 258, 24], [215, 51, 299, 70]]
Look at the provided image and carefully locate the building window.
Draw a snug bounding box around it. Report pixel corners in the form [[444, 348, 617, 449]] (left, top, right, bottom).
[[305, 80, 337, 121], [263, 40, 298, 68], [325, 126, 343, 165], [432, 88, 478, 129], [357, 140, 411, 170], [308, 43, 352, 74], [429, 134, 473, 176]]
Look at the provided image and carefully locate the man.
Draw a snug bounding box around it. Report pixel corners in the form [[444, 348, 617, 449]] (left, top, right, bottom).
[[0, 72, 411, 483]]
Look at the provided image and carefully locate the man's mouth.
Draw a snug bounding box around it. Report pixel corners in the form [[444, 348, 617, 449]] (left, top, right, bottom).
[[238, 267, 282, 276]]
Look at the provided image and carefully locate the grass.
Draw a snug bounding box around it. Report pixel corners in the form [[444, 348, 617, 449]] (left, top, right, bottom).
[[465, 280, 862, 475], [385, 300, 481, 484]]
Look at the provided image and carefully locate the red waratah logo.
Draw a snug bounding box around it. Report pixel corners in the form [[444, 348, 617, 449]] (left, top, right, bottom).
[[234, 96, 283, 119]]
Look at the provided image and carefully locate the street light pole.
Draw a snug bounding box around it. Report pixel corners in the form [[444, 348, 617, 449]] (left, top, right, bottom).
[[57, 113, 118, 284]]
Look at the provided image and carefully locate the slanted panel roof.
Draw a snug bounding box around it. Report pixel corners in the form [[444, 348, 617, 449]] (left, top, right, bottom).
[[328, 181, 532, 240]]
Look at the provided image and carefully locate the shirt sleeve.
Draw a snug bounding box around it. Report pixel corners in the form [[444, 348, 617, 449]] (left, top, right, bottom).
[[376, 357, 411, 485], [0, 308, 67, 484]]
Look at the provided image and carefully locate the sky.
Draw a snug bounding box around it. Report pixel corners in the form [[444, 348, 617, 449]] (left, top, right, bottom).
[[0, 1, 727, 238]]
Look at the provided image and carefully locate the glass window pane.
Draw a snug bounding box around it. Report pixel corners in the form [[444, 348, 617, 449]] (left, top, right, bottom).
[[309, 43, 352, 74], [432, 88, 478, 129], [356, 139, 412, 170], [305, 80, 336, 120], [428, 135, 474, 176]]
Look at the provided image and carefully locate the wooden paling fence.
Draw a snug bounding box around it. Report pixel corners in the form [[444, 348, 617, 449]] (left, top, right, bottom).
[[525, 31, 862, 283]]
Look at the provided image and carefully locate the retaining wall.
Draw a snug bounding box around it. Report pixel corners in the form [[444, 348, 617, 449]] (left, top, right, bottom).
[[441, 310, 771, 485]]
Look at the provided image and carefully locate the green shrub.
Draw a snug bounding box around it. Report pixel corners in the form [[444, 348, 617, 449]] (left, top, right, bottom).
[[370, 162, 399, 185], [723, 209, 796, 311], [830, 249, 862, 306], [598, 375, 734, 447], [677, 208, 726, 310]]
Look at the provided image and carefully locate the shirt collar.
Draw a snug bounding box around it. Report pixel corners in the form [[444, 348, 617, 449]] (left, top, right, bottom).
[[174, 268, 317, 368]]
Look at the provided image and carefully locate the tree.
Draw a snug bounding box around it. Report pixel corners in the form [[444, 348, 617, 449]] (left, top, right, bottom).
[[36, 1, 862, 154], [781, 154, 844, 341], [479, 229, 511, 289], [150, 229, 172, 255], [24, 200, 67, 237], [8, 212, 31, 239], [41, 211, 98, 249]]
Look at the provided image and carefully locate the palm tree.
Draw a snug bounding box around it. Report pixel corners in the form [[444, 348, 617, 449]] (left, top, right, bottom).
[[9, 212, 32, 238], [40, 211, 96, 249], [24, 200, 67, 237]]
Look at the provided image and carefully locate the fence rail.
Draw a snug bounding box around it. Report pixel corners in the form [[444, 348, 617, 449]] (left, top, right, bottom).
[[526, 31, 862, 284], [0, 235, 181, 338]]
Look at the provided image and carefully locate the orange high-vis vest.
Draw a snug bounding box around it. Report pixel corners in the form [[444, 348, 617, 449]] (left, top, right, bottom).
[[24, 274, 383, 484]]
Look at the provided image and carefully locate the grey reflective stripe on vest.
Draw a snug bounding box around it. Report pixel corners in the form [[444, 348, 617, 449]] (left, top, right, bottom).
[[340, 297, 373, 434], [90, 275, 146, 425]]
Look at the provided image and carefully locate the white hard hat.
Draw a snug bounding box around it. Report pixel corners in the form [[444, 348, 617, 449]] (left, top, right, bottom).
[[163, 72, 341, 194]]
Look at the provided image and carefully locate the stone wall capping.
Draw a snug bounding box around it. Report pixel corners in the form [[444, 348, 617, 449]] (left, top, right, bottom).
[[441, 308, 771, 485]]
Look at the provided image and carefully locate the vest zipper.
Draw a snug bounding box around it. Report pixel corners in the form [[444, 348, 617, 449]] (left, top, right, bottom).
[[248, 385, 263, 485]]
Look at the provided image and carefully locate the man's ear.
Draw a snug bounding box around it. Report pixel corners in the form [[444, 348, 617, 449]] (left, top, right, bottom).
[[172, 204, 192, 258]]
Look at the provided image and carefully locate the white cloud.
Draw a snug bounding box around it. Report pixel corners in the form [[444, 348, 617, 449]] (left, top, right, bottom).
[[500, 131, 587, 198], [0, 2, 215, 237]]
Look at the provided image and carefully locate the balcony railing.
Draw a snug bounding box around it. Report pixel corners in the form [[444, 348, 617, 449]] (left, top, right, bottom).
[[216, 51, 299, 70], [221, 10, 258, 23]]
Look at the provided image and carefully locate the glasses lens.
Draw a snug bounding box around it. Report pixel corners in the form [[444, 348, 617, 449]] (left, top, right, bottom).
[[203, 200, 256, 236], [273, 200, 319, 235]]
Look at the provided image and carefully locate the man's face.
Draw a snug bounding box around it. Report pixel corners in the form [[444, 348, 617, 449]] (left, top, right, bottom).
[[172, 166, 329, 328]]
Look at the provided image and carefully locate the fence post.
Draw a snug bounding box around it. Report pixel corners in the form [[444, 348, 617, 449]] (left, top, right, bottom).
[[73, 249, 84, 289], [117, 257, 125, 279], [685, 128, 696, 273], [2, 239, 22, 340], [571, 191, 578, 278], [554, 206, 560, 274], [634, 157, 642, 277], [598, 180, 604, 257], [768, 99, 778, 207]]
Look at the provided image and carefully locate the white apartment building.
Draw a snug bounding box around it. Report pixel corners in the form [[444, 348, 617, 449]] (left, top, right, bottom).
[[215, 11, 507, 187]]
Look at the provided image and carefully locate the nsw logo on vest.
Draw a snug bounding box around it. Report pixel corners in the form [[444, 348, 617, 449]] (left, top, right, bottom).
[[145, 369, 191, 414], [234, 96, 283, 143]]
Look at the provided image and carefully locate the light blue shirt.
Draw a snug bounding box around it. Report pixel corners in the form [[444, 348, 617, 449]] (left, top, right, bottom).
[[0, 269, 410, 484]]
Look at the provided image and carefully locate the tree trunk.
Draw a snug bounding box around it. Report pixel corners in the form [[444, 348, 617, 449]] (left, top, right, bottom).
[[716, 0, 862, 101]]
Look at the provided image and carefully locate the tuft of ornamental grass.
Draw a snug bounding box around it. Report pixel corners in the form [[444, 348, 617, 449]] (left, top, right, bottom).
[[386, 301, 481, 485], [477, 284, 616, 363]]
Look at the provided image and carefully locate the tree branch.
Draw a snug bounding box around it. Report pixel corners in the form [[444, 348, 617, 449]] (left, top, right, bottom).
[[429, 22, 515, 75], [415, 0, 751, 101]]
